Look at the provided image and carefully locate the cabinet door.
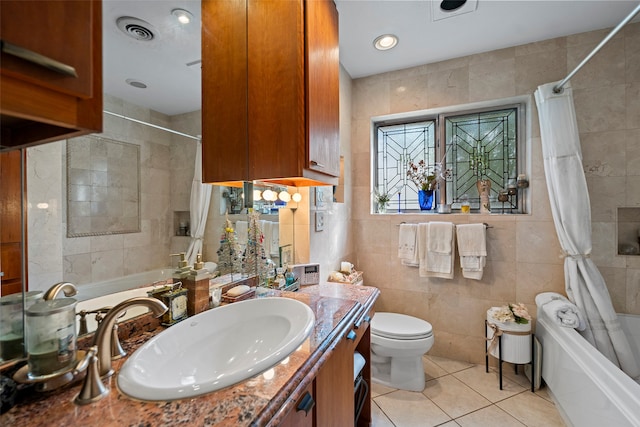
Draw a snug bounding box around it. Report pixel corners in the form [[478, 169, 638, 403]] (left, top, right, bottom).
[[247, 0, 305, 181], [315, 333, 355, 425], [0, 150, 26, 296], [306, 0, 340, 178], [201, 0, 249, 184], [279, 383, 314, 427], [0, 1, 96, 98], [0, 0, 102, 149]]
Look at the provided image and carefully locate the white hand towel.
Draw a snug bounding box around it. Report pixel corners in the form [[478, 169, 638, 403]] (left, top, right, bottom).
[[456, 223, 487, 280], [270, 222, 280, 256], [235, 220, 248, 246], [535, 292, 587, 331], [419, 222, 455, 279], [456, 223, 487, 256], [398, 224, 418, 260], [427, 221, 453, 254]]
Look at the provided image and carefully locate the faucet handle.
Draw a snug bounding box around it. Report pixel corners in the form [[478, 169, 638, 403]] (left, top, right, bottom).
[[74, 346, 109, 405]]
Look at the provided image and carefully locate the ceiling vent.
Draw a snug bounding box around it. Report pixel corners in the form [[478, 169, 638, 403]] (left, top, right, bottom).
[[431, 0, 478, 21], [116, 16, 156, 41]]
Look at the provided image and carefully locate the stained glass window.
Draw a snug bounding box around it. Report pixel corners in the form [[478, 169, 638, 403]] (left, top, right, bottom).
[[374, 104, 525, 213]]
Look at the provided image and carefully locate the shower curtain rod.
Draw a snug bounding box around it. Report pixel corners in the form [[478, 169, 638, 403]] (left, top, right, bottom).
[[554, 3, 640, 93], [103, 110, 201, 141]]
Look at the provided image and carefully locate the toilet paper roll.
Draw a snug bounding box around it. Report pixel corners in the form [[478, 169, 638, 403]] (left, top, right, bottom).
[[340, 262, 354, 274], [354, 351, 366, 381]]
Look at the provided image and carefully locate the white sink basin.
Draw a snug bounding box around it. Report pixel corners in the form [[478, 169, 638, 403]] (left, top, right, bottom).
[[117, 297, 315, 401]]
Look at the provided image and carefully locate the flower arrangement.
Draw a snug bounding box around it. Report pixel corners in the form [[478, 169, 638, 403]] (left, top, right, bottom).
[[373, 188, 391, 205], [373, 187, 392, 213], [407, 159, 451, 192], [407, 160, 437, 191], [492, 303, 531, 324]]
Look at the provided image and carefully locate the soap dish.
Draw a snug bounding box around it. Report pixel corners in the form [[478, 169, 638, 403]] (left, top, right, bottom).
[[221, 288, 256, 304]]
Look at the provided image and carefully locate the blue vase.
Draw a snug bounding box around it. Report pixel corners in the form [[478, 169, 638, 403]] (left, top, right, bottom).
[[418, 190, 434, 210]]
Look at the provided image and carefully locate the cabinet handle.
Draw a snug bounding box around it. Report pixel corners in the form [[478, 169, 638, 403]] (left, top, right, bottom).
[[296, 391, 315, 416], [354, 314, 371, 329], [1, 40, 78, 78], [310, 160, 325, 168], [346, 330, 357, 341]]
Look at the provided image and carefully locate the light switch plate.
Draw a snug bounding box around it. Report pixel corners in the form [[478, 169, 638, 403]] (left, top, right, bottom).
[[315, 211, 324, 231]]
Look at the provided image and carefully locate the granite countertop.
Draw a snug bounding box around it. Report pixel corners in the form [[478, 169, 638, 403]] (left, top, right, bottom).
[[2, 282, 379, 426]]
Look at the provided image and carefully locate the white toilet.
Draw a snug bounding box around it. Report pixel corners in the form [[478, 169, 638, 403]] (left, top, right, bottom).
[[370, 312, 434, 392]]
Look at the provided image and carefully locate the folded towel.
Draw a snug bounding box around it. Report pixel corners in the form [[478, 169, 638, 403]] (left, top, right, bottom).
[[535, 292, 587, 331], [270, 223, 280, 256], [419, 222, 455, 279], [456, 223, 487, 280], [456, 223, 487, 256], [398, 224, 418, 260], [427, 222, 453, 254]]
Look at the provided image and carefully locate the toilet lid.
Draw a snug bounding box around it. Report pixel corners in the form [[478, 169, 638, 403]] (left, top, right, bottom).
[[371, 312, 433, 340]]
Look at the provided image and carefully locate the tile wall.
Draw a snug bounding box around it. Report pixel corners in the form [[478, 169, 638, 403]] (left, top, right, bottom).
[[350, 23, 640, 363], [27, 95, 200, 291]]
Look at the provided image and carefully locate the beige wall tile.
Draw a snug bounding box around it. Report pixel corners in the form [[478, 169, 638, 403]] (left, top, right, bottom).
[[587, 176, 626, 222], [515, 49, 567, 96], [581, 130, 627, 177], [627, 82, 640, 129], [626, 23, 640, 83], [627, 129, 640, 175], [515, 262, 565, 304], [427, 66, 469, 108], [573, 84, 627, 133], [599, 266, 629, 313], [627, 268, 640, 314], [389, 75, 430, 113], [469, 59, 516, 102], [567, 38, 625, 89], [515, 221, 563, 264]]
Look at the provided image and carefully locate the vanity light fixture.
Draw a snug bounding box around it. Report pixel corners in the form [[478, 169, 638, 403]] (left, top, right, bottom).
[[373, 34, 398, 51], [171, 8, 193, 24], [291, 192, 303, 203], [262, 189, 277, 202], [278, 191, 292, 203], [253, 189, 263, 201]]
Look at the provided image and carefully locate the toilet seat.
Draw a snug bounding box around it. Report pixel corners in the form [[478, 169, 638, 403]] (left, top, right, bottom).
[[371, 312, 433, 340]]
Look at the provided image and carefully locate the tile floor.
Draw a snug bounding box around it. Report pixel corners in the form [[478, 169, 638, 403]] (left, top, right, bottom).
[[370, 355, 566, 427]]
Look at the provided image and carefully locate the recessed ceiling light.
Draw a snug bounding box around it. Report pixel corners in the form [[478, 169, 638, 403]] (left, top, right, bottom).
[[172, 8, 193, 24], [440, 0, 467, 11], [126, 79, 147, 89], [373, 34, 398, 51]]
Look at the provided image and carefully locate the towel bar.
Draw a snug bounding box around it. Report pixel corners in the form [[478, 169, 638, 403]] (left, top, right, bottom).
[[396, 222, 492, 228]]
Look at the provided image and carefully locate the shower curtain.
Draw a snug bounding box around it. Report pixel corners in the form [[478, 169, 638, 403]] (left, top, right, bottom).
[[534, 82, 639, 379], [185, 140, 212, 266]]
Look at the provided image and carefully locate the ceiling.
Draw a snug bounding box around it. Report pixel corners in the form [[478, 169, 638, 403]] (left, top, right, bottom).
[[103, 0, 640, 117]]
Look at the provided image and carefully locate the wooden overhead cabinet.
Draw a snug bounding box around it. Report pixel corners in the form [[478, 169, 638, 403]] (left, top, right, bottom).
[[0, 0, 102, 150], [202, 0, 340, 186]]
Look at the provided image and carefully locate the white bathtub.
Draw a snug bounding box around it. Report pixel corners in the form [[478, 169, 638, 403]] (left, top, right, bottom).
[[75, 269, 174, 335], [536, 309, 640, 427]]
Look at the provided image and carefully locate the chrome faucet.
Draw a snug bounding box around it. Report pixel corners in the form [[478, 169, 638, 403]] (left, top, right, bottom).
[[93, 297, 167, 377], [43, 282, 78, 300]]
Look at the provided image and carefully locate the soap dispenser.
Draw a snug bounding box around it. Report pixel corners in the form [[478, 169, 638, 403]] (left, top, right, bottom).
[[183, 253, 212, 316], [171, 252, 192, 279]]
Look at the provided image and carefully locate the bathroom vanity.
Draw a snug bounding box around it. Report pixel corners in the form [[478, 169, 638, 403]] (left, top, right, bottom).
[[2, 282, 378, 426]]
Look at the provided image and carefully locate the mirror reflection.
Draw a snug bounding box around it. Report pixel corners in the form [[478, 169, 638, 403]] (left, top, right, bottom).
[[0, 0, 297, 367]]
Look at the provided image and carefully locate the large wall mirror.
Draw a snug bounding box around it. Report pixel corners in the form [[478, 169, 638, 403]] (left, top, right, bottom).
[[0, 0, 307, 369]]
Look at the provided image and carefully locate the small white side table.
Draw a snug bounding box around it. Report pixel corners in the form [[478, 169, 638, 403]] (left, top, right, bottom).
[[485, 307, 534, 391]]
